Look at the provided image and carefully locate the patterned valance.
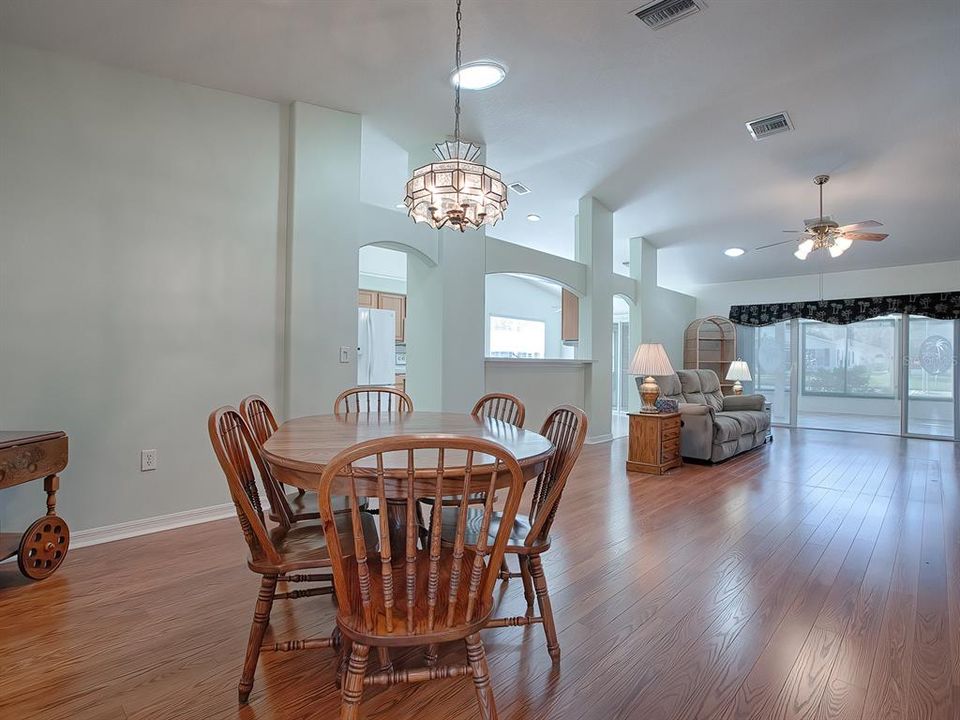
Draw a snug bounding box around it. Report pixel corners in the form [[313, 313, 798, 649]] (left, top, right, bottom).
[[729, 291, 960, 326]]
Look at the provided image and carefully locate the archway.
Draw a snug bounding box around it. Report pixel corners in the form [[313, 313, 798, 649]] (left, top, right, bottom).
[[484, 273, 578, 360]]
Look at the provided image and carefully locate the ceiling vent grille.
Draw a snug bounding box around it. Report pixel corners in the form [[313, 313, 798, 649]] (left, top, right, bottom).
[[508, 182, 531, 195], [631, 0, 705, 30], [745, 112, 794, 140]]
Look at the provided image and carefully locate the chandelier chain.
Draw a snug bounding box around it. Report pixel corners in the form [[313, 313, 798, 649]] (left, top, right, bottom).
[[454, 0, 462, 146]]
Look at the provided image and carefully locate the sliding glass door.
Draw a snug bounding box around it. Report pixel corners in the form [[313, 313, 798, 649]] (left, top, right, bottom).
[[905, 316, 956, 438], [745, 321, 793, 425], [796, 315, 901, 434], [737, 315, 958, 441]]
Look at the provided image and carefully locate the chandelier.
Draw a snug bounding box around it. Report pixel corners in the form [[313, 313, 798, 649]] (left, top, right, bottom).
[[403, 0, 508, 232]]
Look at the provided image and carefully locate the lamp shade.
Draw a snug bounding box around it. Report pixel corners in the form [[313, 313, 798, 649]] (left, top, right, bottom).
[[630, 343, 674, 377], [725, 359, 752, 382]]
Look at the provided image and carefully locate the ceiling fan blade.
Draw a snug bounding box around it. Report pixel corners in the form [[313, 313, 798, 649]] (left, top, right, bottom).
[[837, 220, 883, 232], [755, 239, 797, 250], [841, 231, 888, 242]]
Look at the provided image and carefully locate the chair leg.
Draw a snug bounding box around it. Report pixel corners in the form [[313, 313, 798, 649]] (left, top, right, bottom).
[[465, 633, 498, 720], [336, 636, 352, 689], [519, 556, 535, 616], [340, 642, 369, 720], [239, 574, 278, 703], [528, 555, 560, 662], [498, 556, 510, 581], [377, 646, 393, 672], [425, 643, 439, 667]]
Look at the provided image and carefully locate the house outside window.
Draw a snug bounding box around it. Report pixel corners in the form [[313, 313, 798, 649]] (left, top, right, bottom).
[[488, 316, 546, 359], [800, 317, 898, 398]]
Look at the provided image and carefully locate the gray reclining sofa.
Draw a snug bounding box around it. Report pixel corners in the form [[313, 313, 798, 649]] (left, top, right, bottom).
[[649, 369, 771, 463]]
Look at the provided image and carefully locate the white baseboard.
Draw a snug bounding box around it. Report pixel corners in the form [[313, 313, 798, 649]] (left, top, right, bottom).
[[71, 502, 236, 550], [585, 433, 614, 445]]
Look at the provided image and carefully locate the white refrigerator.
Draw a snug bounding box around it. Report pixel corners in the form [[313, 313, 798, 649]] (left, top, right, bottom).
[[357, 308, 396, 386]]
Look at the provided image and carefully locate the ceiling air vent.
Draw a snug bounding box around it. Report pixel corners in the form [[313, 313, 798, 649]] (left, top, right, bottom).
[[745, 112, 794, 140], [508, 182, 531, 195], [631, 0, 705, 30]]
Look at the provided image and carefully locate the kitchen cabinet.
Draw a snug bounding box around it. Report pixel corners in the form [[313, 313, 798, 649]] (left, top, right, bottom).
[[358, 290, 406, 342], [561, 288, 579, 343], [377, 293, 405, 342], [358, 290, 376, 309]]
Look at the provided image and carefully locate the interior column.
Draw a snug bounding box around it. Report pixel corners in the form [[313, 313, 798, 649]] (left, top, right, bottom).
[[577, 195, 614, 441]]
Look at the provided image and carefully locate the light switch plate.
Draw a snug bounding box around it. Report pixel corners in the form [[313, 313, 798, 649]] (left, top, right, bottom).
[[339, 346, 350, 363]]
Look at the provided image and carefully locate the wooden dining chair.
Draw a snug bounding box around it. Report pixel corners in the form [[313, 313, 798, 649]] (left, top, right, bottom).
[[439, 405, 588, 662], [418, 393, 525, 525], [319, 435, 527, 720], [242, 394, 365, 520], [239, 395, 310, 526], [471, 392, 526, 427], [208, 406, 379, 704], [334, 387, 413, 414]]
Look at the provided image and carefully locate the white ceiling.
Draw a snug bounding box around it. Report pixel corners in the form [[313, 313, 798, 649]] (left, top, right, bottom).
[[2, 0, 958, 287]]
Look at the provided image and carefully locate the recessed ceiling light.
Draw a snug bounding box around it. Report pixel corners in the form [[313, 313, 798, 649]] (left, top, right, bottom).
[[724, 247, 746, 257], [527, 214, 541, 222], [451, 61, 507, 91]]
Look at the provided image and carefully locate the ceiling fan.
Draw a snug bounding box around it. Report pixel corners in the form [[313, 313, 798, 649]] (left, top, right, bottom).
[[756, 175, 888, 260]]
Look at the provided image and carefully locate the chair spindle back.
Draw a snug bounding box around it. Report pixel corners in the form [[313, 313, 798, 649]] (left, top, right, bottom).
[[334, 387, 414, 415], [318, 436, 526, 637], [239, 394, 293, 527], [208, 407, 280, 565], [471, 393, 526, 428], [526, 405, 588, 545]]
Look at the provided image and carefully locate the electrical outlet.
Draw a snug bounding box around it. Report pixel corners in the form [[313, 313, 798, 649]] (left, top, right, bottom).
[[141, 449, 158, 472], [339, 346, 350, 363]]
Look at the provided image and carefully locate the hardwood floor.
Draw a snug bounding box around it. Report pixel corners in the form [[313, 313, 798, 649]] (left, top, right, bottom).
[[1, 428, 957, 719]]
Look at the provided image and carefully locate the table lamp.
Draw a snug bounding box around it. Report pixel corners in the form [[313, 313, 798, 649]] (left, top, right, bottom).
[[726, 359, 752, 395], [630, 343, 674, 413]]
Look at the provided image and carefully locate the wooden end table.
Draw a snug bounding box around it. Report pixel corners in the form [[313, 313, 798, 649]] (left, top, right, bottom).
[[626, 412, 682, 475]]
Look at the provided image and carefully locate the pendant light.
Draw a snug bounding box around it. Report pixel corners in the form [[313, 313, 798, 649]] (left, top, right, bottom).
[[402, 0, 508, 232]]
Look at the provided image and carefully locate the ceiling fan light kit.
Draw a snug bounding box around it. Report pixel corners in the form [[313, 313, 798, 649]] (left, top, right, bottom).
[[761, 174, 888, 260]]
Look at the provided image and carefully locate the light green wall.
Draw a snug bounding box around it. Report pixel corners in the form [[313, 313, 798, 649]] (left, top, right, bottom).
[[285, 102, 361, 418], [0, 44, 282, 532]]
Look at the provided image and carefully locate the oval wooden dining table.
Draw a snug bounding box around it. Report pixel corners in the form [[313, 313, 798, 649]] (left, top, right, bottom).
[[261, 411, 555, 554]]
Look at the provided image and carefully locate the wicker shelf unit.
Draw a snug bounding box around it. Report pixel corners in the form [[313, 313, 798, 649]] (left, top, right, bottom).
[[683, 316, 737, 395]]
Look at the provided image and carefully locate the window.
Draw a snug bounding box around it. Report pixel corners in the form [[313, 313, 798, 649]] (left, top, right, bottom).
[[488, 316, 546, 359], [800, 318, 898, 397]]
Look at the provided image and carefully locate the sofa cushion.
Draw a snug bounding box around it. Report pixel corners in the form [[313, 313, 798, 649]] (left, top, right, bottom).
[[678, 369, 724, 411], [694, 370, 725, 411], [712, 414, 742, 444], [654, 372, 683, 400], [722, 410, 760, 435], [678, 370, 707, 407], [722, 394, 765, 412]]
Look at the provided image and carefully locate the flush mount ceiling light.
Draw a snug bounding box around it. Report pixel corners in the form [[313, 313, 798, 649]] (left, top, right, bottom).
[[724, 247, 745, 257], [450, 61, 506, 90], [527, 214, 541, 222], [403, 0, 508, 233]]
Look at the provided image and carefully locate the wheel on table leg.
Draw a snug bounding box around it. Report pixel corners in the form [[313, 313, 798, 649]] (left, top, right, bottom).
[[18, 515, 70, 580]]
